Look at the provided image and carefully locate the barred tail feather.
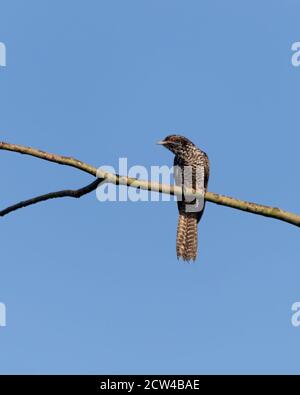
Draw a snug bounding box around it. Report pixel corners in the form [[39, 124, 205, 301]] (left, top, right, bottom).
[[176, 213, 198, 262], [184, 215, 198, 261], [176, 213, 187, 259]]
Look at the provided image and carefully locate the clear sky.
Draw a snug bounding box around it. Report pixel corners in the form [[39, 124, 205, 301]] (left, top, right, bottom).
[[0, 0, 300, 374]]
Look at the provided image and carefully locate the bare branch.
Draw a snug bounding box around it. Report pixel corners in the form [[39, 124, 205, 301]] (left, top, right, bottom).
[[0, 179, 101, 217], [0, 141, 299, 227]]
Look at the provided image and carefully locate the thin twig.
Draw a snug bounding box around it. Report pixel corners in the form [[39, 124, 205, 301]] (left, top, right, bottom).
[[0, 141, 299, 227]]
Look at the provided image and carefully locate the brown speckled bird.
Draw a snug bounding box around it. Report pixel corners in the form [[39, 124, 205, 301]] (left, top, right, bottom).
[[157, 135, 210, 261]]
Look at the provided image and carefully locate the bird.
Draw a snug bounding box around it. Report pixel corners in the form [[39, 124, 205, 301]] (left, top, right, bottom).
[[157, 135, 210, 261]]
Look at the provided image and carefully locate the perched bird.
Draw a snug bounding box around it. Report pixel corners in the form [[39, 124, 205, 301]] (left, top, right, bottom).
[[157, 135, 210, 261]]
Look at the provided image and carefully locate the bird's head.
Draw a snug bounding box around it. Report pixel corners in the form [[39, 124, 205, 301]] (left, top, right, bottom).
[[157, 134, 193, 155]]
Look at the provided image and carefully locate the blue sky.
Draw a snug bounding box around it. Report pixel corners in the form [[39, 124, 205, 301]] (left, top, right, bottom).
[[0, 0, 300, 374]]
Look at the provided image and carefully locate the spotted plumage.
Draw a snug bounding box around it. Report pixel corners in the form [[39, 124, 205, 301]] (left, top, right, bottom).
[[158, 135, 210, 261]]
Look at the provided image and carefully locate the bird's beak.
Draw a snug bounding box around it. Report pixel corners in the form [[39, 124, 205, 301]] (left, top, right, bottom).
[[156, 140, 168, 145]]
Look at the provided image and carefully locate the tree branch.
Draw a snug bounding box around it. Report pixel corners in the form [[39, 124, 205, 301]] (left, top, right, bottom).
[[0, 141, 299, 227]]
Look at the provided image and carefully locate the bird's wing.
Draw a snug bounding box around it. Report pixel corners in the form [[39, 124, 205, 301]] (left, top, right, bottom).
[[173, 156, 183, 187], [173, 156, 185, 213], [203, 151, 210, 189]]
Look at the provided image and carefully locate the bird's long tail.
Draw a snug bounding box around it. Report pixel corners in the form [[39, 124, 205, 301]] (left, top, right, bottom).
[[176, 213, 198, 261]]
